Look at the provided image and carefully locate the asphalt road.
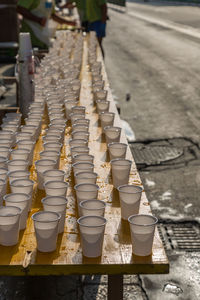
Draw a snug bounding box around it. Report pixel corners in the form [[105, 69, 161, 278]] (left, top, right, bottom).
[[105, 1, 200, 142], [104, 3, 200, 299]]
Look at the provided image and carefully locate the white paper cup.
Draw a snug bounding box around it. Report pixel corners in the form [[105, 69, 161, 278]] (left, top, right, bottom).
[[73, 154, 94, 164], [43, 169, 65, 185], [94, 90, 107, 102], [44, 180, 69, 197], [4, 193, 30, 230], [74, 183, 99, 207], [104, 126, 121, 144], [8, 170, 30, 184], [128, 214, 158, 256], [43, 135, 62, 144], [32, 211, 61, 252], [43, 142, 63, 152], [110, 159, 132, 188], [72, 131, 89, 141], [16, 140, 35, 165], [10, 179, 34, 211], [0, 139, 13, 148], [71, 146, 90, 159], [72, 162, 94, 176], [77, 215, 107, 257], [69, 139, 88, 149], [0, 206, 21, 246], [42, 196, 68, 233], [108, 142, 127, 160], [40, 150, 60, 168], [72, 106, 86, 115], [16, 132, 34, 142], [96, 100, 110, 114], [74, 119, 90, 126], [10, 148, 30, 161], [35, 159, 57, 190], [0, 146, 10, 159], [99, 112, 115, 133], [64, 100, 79, 120], [70, 113, 86, 125], [117, 185, 143, 220], [75, 171, 98, 185], [0, 156, 8, 168], [79, 200, 106, 217], [7, 159, 28, 172], [72, 124, 89, 133]]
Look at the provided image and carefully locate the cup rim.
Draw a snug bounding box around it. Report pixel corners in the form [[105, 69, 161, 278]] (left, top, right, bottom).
[[108, 142, 127, 148], [8, 159, 28, 165], [80, 199, 106, 210], [74, 183, 100, 191], [0, 205, 22, 216], [43, 169, 65, 176], [110, 158, 132, 165], [104, 126, 121, 132], [11, 178, 34, 187], [128, 214, 158, 226], [77, 215, 107, 227], [8, 170, 30, 177], [44, 180, 69, 189], [99, 111, 114, 116], [35, 159, 57, 166], [117, 184, 143, 194], [0, 167, 8, 174], [31, 211, 61, 222], [17, 140, 35, 145], [41, 196, 68, 206], [4, 193, 31, 202], [75, 171, 98, 178], [11, 148, 30, 154], [72, 162, 94, 168]]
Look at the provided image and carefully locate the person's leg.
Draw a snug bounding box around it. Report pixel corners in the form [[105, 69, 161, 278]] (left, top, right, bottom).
[[97, 37, 104, 58]]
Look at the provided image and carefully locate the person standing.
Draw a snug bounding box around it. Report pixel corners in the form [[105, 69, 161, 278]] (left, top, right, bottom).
[[17, 0, 76, 49], [86, 0, 107, 57]]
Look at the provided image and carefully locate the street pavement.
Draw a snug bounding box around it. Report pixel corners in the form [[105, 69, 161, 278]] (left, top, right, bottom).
[[104, 2, 200, 299]]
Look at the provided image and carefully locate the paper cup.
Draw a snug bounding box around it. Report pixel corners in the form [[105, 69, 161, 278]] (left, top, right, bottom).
[[0, 146, 10, 159], [4, 193, 30, 230], [104, 126, 121, 144], [96, 100, 110, 114], [117, 185, 143, 220], [42, 196, 68, 233], [32, 211, 61, 252], [72, 162, 94, 175], [99, 112, 115, 133], [43, 169, 65, 184], [35, 159, 57, 190], [108, 142, 127, 160], [10, 179, 34, 210], [7, 159, 28, 172], [79, 200, 106, 217], [75, 171, 98, 185], [110, 159, 132, 188], [77, 215, 107, 257], [44, 180, 69, 197], [8, 170, 30, 184], [0, 206, 21, 246], [128, 214, 158, 256], [0, 156, 8, 168]]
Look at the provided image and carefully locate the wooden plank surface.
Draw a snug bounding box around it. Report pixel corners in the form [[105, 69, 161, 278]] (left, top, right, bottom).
[[0, 36, 169, 276]]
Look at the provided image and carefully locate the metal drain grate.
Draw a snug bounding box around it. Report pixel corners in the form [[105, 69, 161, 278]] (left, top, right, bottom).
[[129, 145, 183, 166], [158, 222, 200, 251]]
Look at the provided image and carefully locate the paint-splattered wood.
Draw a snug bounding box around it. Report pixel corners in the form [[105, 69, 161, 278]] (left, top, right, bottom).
[[0, 36, 169, 276]]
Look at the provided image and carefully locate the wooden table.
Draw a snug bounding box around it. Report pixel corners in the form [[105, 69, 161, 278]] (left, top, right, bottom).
[[0, 36, 169, 299]]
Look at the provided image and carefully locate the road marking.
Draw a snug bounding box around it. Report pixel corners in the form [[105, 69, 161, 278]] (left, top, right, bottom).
[[128, 9, 200, 40]]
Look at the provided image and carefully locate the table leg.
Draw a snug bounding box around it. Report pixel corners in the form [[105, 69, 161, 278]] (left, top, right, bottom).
[[108, 275, 123, 300]]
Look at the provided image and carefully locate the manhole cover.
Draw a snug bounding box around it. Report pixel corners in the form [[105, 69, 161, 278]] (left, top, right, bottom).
[[129, 145, 183, 166], [158, 222, 200, 251]]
